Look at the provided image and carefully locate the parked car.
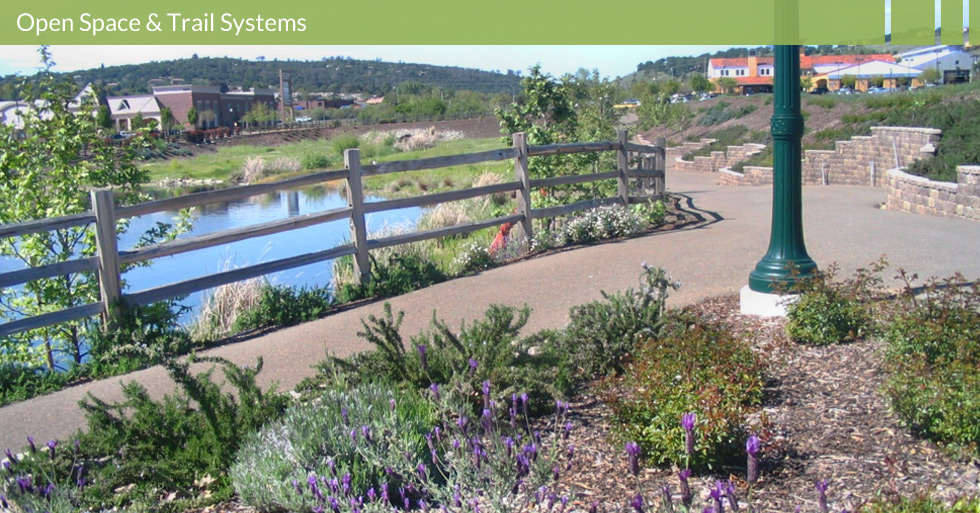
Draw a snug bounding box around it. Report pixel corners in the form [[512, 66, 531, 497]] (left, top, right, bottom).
[[295, 116, 312, 123], [810, 87, 829, 95], [835, 87, 856, 95], [866, 86, 891, 94]]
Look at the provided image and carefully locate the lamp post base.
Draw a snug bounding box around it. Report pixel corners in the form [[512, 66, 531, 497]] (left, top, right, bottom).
[[739, 285, 799, 317]]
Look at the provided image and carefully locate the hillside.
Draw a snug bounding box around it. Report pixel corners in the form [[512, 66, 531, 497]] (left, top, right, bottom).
[[0, 56, 522, 97]]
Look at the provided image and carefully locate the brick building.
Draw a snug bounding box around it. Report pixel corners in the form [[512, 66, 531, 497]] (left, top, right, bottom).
[[151, 84, 276, 128]]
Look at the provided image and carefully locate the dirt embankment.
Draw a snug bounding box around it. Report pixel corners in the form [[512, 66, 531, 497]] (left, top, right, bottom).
[[168, 117, 504, 159]]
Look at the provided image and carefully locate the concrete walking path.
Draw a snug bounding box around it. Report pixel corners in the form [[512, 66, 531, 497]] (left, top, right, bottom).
[[2, 166, 979, 451]]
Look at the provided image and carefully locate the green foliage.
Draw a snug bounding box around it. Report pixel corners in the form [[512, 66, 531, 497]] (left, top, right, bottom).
[[731, 144, 774, 172], [318, 302, 572, 410], [681, 124, 750, 160], [805, 95, 837, 109], [300, 151, 331, 170], [884, 272, 980, 458], [918, 68, 940, 85], [336, 253, 448, 304], [72, 355, 288, 511], [556, 265, 678, 378], [86, 300, 194, 375], [696, 101, 756, 126], [689, 74, 714, 95], [637, 93, 693, 133], [160, 106, 176, 133], [186, 106, 199, 127], [870, 75, 885, 88], [602, 311, 766, 470], [785, 260, 884, 346], [0, 47, 188, 370], [96, 104, 112, 129], [233, 284, 333, 332], [331, 133, 361, 154], [864, 496, 980, 513], [632, 199, 667, 226], [232, 383, 437, 512], [241, 102, 276, 127], [0, 363, 86, 407], [715, 77, 739, 94], [841, 74, 858, 88]]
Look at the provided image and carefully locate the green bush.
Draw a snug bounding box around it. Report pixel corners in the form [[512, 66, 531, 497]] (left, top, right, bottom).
[[310, 302, 573, 412], [805, 96, 837, 109], [884, 273, 980, 458], [70, 355, 288, 512], [336, 253, 448, 303], [300, 151, 331, 170], [233, 284, 333, 332], [557, 264, 678, 378], [602, 311, 765, 470], [331, 133, 360, 155], [232, 383, 437, 512], [785, 262, 883, 346], [450, 242, 497, 275], [681, 125, 750, 160], [864, 496, 980, 513]]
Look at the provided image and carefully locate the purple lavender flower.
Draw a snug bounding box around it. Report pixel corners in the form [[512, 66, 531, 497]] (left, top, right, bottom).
[[4, 449, 13, 461], [521, 392, 529, 413], [468, 358, 478, 376], [27, 436, 36, 454], [552, 465, 560, 481], [330, 496, 341, 513], [682, 413, 696, 456], [341, 408, 349, 426], [481, 409, 493, 432], [434, 425, 442, 443], [429, 383, 440, 401], [457, 416, 469, 432], [589, 501, 599, 513], [678, 469, 693, 507], [482, 380, 491, 397], [511, 478, 524, 494], [389, 398, 396, 411], [47, 440, 57, 460], [625, 441, 641, 477], [745, 435, 760, 483], [816, 480, 830, 513], [0, 495, 8, 509], [2, 461, 10, 475], [361, 425, 372, 442], [563, 422, 573, 440], [630, 494, 645, 513], [453, 490, 462, 507], [381, 482, 390, 504], [417, 345, 428, 371], [367, 487, 376, 502], [293, 479, 303, 496], [710, 481, 725, 513], [417, 463, 428, 481]]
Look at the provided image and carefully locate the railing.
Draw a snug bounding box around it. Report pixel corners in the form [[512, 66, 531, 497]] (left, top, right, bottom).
[[0, 130, 665, 338]]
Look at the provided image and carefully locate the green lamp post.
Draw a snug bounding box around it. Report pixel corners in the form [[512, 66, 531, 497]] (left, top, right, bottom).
[[748, 44, 817, 293]]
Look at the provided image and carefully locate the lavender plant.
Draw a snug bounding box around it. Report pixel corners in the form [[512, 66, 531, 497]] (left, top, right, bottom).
[[1, 437, 87, 513]]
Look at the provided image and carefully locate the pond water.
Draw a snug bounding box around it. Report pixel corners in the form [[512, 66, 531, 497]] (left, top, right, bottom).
[[0, 186, 421, 326]]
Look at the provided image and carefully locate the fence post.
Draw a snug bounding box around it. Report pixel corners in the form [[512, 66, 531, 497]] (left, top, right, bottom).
[[91, 189, 122, 327], [655, 136, 667, 198], [617, 129, 630, 205], [344, 148, 371, 284], [512, 132, 533, 241]]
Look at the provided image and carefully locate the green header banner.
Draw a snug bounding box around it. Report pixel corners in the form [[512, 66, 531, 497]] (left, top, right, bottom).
[[0, 0, 949, 45]]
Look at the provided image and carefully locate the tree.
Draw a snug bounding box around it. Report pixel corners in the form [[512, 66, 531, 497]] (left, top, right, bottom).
[[716, 77, 739, 94], [199, 109, 217, 128], [96, 105, 112, 130], [131, 112, 144, 129], [637, 93, 693, 133], [689, 74, 713, 95], [160, 106, 176, 134], [187, 106, 199, 128], [870, 75, 885, 88], [661, 79, 682, 96], [918, 68, 940, 85], [241, 102, 276, 127], [841, 74, 858, 89], [800, 76, 813, 91], [0, 47, 189, 370]]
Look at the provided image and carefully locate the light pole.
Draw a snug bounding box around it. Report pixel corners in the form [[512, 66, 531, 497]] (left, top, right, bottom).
[[746, 45, 818, 296]]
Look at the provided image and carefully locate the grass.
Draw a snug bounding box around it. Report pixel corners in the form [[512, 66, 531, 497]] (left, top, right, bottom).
[[141, 136, 510, 198]]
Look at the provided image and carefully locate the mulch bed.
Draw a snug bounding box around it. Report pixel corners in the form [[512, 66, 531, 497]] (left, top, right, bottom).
[[548, 295, 979, 513], [195, 295, 979, 513]]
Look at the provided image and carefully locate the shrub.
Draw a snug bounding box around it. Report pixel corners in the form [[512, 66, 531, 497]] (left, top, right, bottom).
[[632, 199, 667, 226], [884, 272, 980, 458], [806, 95, 837, 109], [864, 496, 980, 513], [331, 133, 360, 155], [233, 284, 333, 332], [681, 125, 749, 160], [335, 253, 448, 304], [602, 311, 765, 470], [232, 383, 437, 512], [784, 261, 884, 346], [70, 355, 288, 511], [557, 265, 678, 378], [533, 205, 644, 251], [451, 242, 497, 275], [300, 151, 331, 170], [314, 302, 572, 411]]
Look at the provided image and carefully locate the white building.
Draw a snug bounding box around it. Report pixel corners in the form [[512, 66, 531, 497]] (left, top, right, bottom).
[[898, 45, 975, 83], [106, 95, 163, 131]]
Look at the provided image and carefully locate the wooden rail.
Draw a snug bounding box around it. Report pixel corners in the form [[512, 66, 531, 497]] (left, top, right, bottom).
[[0, 131, 665, 338]]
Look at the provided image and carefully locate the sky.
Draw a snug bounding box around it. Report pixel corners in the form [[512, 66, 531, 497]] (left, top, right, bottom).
[[0, 45, 742, 80]]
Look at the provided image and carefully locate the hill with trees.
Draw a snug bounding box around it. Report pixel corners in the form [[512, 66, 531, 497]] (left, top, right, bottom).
[[0, 55, 522, 98]]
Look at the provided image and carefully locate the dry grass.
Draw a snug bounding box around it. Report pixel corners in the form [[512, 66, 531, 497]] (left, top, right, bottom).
[[471, 170, 508, 205], [238, 156, 302, 184], [418, 202, 472, 231], [189, 276, 264, 342], [330, 222, 432, 290], [382, 127, 465, 152]]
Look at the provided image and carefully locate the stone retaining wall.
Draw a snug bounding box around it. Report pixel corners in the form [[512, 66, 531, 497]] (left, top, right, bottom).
[[666, 139, 715, 162], [886, 166, 980, 222], [675, 143, 766, 172], [719, 167, 774, 186], [719, 126, 941, 187]]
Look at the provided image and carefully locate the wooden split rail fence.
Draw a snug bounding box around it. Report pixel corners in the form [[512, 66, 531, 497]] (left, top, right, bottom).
[[0, 130, 665, 338]]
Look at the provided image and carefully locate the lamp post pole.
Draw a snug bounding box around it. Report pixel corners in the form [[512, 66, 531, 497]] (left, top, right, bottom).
[[748, 44, 817, 293]]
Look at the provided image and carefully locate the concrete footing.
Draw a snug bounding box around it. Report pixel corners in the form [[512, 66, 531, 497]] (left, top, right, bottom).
[[739, 285, 798, 317]]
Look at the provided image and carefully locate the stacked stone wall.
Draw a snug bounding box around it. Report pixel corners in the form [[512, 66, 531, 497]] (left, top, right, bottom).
[[886, 166, 980, 222]]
